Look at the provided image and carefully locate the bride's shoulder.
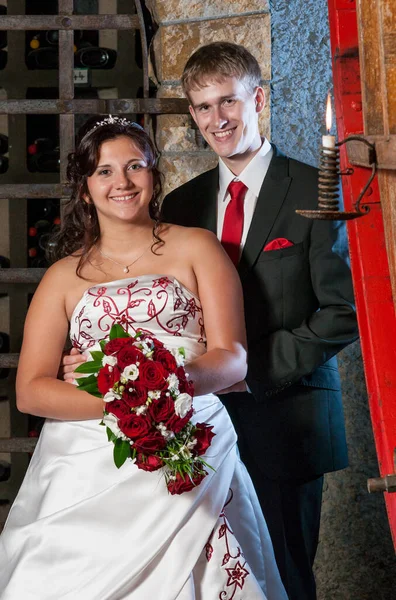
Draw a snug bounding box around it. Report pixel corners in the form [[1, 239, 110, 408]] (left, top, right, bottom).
[[38, 254, 80, 290], [161, 223, 218, 247]]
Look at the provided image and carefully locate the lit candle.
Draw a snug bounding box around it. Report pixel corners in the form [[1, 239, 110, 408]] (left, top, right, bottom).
[[322, 92, 335, 152]]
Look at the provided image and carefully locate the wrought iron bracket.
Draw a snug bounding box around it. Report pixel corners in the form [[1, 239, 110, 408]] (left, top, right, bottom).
[[296, 135, 377, 220]]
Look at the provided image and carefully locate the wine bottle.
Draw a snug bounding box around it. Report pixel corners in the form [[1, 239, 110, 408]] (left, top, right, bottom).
[[0, 6, 6, 51], [0, 331, 10, 380], [0, 133, 8, 154], [0, 49, 7, 70], [27, 137, 55, 156], [28, 149, 60, 173], [74, 47, 117, 69], [0, 461, 10, 483], [29, 256, 48, 268], [0, 155, 8, 174], [0, 255, 10, 269], [26, 47, 58, 70]]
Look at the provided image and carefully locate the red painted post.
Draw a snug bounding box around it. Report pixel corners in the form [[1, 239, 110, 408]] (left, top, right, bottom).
[[327, 0, 396, 546]]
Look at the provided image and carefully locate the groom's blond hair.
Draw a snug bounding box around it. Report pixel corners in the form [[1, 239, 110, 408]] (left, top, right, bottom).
[[181, 42, 262, 99]]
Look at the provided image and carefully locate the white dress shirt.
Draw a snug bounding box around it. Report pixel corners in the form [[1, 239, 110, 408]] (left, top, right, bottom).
[[217, 138, 273, 250]]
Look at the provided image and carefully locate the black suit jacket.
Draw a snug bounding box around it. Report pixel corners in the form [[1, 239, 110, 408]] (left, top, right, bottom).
[[161, 146, 358, 480]]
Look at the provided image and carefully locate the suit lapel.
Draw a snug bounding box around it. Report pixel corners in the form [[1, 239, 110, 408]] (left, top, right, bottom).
[[192, 166, 218, 234], [238, 147, 292, 280]]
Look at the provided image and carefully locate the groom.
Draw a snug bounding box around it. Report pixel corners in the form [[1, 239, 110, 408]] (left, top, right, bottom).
[[161, 42, 358, 599]]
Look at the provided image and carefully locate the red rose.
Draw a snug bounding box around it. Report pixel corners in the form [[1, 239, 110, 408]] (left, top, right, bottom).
[[167, 470, 206, 495], [152, 337, 164, 349], [97, 364, 121, 395], [117, 345, 145, 370], [176, 366, 195, 396], [105, 398, 131, 419], [165, 408, 193, 433], [118, 414, 152, 440], [135, 453, 164, 472], [104, 337, 132, 356], [133, 432, 167, 454], [149, 395, 175, 423], [139, 361, 168, 391], [153, 347, 177, 373], [193, 423, 215, 456], [122, 382, 147, 408]]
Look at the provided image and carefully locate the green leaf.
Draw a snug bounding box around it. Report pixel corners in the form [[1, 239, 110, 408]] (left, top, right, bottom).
[[179, 347, 186, 358], [80, 384, 101, 397], [100, 340, 107, 351], [106, 426, 118, 443], [113, 438, 131, 468], [76, 373, 97, 388], [74, 361, 102, 374], [76, 374, 100, 396], [90, 351, 105, 362], [109, 324, 130, 340]]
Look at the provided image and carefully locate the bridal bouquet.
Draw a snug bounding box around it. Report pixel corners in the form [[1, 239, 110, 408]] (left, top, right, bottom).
[[75, 324, 215, 494]]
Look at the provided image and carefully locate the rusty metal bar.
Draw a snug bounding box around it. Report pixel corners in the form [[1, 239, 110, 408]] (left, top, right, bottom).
[[58, 2, 75, 184], [0, 355, 19, 368], [135, 0, 150, 131], [0, 438, 38, 452], [0, 15, 139, 30], [59, 114, 75, 186], [368, 474, 396, 493], [0, 185, 68, 198], [0, 98, 189, 115], [0, 269, 46, 283]]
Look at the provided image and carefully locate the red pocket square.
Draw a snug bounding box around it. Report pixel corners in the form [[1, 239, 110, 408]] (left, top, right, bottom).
[[263, 238, 294, 252]]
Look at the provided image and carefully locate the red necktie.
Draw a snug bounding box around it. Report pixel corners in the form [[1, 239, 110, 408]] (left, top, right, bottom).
[[221, 180, 247, 265]]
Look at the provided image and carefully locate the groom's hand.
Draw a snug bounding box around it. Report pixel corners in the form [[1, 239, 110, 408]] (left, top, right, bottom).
[[216, 380, 248, 395], [59, 347, 87, 384]]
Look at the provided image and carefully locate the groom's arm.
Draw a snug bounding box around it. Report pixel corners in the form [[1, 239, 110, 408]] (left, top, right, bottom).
[[246, 216, 359, 398]]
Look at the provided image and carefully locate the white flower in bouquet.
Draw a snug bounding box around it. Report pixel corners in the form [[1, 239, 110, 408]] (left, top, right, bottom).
[[174, 393, 193, 418], [122, 364, 139, 381], [170, 347, 186, 367], [103, 390, 121, 403], [103, 413, 128, 441], [179, 445, 192, 460], [102, 355, 118, 367], [167, 373, 179, 391]]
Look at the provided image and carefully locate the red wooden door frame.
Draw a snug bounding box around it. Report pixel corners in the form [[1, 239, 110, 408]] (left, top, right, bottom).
[[327, 0, 396, 546]]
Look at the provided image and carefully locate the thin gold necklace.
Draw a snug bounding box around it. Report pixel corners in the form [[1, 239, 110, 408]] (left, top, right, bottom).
[[96, 239, 153, 274]]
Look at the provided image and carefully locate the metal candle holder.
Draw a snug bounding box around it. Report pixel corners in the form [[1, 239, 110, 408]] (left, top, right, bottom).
[[295, 135, 377, 221]]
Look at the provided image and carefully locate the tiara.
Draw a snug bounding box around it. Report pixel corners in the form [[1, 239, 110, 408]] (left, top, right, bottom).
[[84, 115, 144, 137]]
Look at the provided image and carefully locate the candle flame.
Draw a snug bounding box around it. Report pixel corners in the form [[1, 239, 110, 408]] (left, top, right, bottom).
[[326, 93, 332, 132]]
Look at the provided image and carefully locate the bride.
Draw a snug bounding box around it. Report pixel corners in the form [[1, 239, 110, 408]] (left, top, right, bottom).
[[0, 116, 286, 600]]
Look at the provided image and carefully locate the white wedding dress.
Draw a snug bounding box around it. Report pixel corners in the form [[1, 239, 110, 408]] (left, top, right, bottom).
[[0, 275, 286, 600]]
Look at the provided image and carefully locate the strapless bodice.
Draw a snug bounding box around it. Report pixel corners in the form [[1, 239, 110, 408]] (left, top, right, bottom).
[[70, 274, 206, 361]]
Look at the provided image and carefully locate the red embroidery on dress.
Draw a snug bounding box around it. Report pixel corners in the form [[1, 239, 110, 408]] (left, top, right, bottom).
[[205, 489, 251, 600], [71, 276, 206, 350], [152, 276, 173, 289], [223, 562, 250, 597], [205, 542, 213, 562], [71, 305, 96, 350]]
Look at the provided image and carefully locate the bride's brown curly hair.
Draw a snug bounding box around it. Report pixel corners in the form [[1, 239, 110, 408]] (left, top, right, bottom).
[[48, 115, 163, 277]]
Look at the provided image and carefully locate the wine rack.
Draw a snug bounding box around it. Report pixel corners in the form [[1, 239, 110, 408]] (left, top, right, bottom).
[[0, 0, 189, 528]]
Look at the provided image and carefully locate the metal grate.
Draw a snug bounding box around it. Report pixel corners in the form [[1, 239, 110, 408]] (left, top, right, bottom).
[[0, 1, 188, 463]]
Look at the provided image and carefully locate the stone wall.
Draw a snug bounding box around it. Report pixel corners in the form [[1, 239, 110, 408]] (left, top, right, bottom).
[[147, 0, 271, 195], [148, 0, 396, 597]]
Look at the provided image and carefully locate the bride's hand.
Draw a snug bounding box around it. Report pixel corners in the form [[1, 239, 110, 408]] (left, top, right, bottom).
[[216, 380, 247, 395], [58, 347, 87, 384]]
